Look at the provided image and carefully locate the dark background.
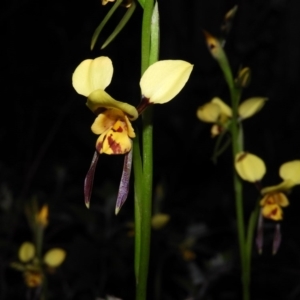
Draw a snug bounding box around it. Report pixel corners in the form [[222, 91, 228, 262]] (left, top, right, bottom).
[[1, 0, 300, 299]]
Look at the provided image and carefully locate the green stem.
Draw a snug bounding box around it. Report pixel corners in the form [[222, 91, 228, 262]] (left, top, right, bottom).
[[218, 52, 249, 299], [133, 133, 143, 280], [134, 1, 155, 300], [230, 86, 249, 300], [141, 0, 154, 74]]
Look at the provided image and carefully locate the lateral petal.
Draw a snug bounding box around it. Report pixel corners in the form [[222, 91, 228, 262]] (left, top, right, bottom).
[[140, 60, 193, 104], [72, 56, 113, 96]]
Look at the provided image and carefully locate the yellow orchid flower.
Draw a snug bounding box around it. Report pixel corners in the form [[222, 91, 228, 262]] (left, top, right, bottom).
[[235, 152, 300, 221], [260, 160, 300, 221], [11, 242, 66, 288], [72, 56, 193, 211], [197, 97, 267, 137]]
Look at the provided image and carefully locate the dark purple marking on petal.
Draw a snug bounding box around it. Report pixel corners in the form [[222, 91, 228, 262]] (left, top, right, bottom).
[[115, 144, 133, 214], [84, 151, 99, 208], [108, 134, 122, 154], [112, 126, 123, 133], [256, 210, 264, 254], [272, 223, 281, 255], [136, 96, 152, 115]]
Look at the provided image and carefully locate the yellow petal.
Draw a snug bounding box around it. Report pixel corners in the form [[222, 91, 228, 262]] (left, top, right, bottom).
[[72, 56, 113, 97], [196, 102, 220, 123], [261, 203, 283, 221], [140, 60, 193, 104], [151, 214, 170, 230], [261, 179, 295, 195], [260, 192, 289, 207], [238, 97, 267, 120], [19, 242, 35, 263], [235, 152, 266, 182], [43, 248, 66, 267], [124, 115, 135, 138], [96, 126, 133, 154], [87, 89, 138, 120], [211, 97, 232, 117], [91, 109, 126, 135], [279, 160, 300, 184]]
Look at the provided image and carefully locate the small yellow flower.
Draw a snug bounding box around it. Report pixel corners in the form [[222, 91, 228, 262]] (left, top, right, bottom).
[[235, 153, 300, 221], [197, 97, 267, 137], [12, 242, 66, 288], [260, 160, 300, 221]]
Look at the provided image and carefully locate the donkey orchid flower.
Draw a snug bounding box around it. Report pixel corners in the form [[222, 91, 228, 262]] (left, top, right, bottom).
[[260, 160, 300, 220], [72, 56, 193, 213], [235, 152, 300, 221], [197, 97, 267, 137]]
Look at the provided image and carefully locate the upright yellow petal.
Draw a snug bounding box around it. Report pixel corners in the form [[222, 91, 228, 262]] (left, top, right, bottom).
[[235, 152, 266, 182], [72, 56, 113, 97], [19, 242, 35, 263], [279, 160, 300, 184], [238, 97, 267, 120], [140, 60, 193, 104], [196, 102, 220, 123], [43, 248, 66, 267], [211, 97, 232, 117]]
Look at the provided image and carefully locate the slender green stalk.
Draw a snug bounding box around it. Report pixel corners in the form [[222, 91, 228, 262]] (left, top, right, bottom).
[[229, 86, 249, 300], [133, 134, 143, 280], [134, 1, 156, 299], [217, 51, 250, 299]]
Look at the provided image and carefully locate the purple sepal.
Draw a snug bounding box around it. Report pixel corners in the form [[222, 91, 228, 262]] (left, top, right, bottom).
[[115, 145, 133, 215], [272, 223, 281, 255], [84, 151, 99, 209]]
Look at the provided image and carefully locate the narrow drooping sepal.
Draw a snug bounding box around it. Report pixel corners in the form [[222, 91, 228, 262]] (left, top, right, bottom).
[[272, 223, 282, 255], [84, 151, 99, 208], [115, 144, 133, 214]]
